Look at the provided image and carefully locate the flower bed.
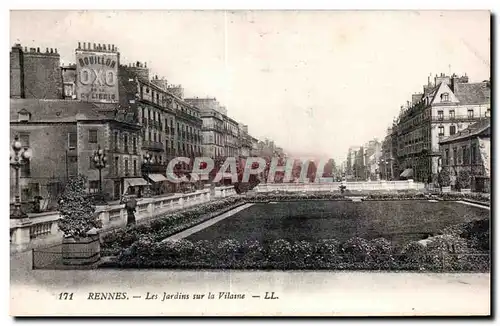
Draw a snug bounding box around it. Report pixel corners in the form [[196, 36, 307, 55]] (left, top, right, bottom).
[[102, 226, 490, 271], [438, 192, 490, 204], [101, 197, 246, 256]]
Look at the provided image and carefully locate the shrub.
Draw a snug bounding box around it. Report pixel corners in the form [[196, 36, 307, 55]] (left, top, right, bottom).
[[291, 240, 314, 267], [457, 170, 472, 190], [57, 174, 101, 238], [341, 237, 375, 262], [313, 239, 341, 264], [268, 239, 293, 266], [438, 169, 451, 188]]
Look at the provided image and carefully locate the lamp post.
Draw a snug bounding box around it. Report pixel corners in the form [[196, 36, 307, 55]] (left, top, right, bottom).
[[10, 135, 32, 221], [143, 153, 153, 196], [92, 145, 107, 204]]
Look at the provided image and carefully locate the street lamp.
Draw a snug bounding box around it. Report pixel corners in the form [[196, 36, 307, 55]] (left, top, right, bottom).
[[92, 145, 107, 204], [10, 135, 32, 221], [143, 153, 153, 196]]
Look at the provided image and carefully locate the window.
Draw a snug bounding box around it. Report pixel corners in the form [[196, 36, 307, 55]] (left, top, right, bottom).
[[89, 180, 99, 194], [468, 109, 474, 118], [18, 111, 31, 122], [68, 132, 77, 149], [142, 107, 145, 119], [441, 93, 449, 102], [148, 131, 152, 141], [133, 137, 137, 153], [438, 126, 445, 136], [449, 125, 456, 135], [64, 82, 75, 98], [114, 131, 119, 150], [124, 159, 129, 176], [133, 160, 137, 176], [453, 147, 458, 165], [19, 133, 30, 148], [114, 157, 119, 175], [153, 133, 157, 142], [89, 156, 96, 170], [444, 149, 450, 166], [89, 130, 98, 144], [124, 135, 128, 153], [20, 160, 30, 177], [21, 182, 39, 201], [471, 144, 477, 164], [449, 110, 455, 119], [437, 110, 444, 120], [462, 146, 468, 165]]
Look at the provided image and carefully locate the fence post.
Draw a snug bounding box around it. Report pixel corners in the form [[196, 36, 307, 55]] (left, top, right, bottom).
[[31, 248, 35, 270]]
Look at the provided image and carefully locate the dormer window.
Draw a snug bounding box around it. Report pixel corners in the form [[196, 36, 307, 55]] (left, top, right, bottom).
[[441, 93, 449, 102], [18, 109, 31, 122]]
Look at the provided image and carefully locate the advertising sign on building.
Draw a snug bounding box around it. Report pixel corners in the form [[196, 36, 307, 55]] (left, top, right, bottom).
[[75, 50, 119, 103]]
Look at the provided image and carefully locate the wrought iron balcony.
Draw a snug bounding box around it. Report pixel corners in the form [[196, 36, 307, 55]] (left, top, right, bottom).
[[141, 140, 164, 152]]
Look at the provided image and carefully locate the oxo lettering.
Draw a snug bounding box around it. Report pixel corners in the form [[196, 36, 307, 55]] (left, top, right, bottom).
[[79, 68, 116, 86]]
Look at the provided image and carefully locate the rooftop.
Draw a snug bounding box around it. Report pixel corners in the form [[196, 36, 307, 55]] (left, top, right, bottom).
[[439, 118, 491, 144]]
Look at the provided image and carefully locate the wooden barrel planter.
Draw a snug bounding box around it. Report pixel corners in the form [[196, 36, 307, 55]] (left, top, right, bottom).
[[62, 235, 101, 265]]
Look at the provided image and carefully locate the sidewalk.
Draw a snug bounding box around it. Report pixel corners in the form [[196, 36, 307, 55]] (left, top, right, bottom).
[[10, 249, 490, 316]]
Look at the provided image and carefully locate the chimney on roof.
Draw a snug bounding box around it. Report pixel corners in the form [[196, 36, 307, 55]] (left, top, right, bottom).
[[145, 62, 147, 68], [78, 42, 81, 49]]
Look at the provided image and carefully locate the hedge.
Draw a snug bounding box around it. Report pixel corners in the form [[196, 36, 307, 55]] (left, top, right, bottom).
[[103, 233, 489, 272], [101, 197, 246, 256]]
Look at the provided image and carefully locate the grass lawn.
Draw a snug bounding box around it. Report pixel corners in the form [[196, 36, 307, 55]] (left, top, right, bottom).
[[187, 200, 489, 246]]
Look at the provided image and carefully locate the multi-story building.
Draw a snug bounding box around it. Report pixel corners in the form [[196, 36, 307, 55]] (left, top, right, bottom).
[[379, 127, 397, 180], [439, 118, 490, 192], [238, 123, 253, 157], [184, 98, 225, 158], [223, 115, 240, 157], [9, 42, 146, 205], [9, 42, 207, 204], [346, 146, 360, 179], [393, 73, 490, 182]]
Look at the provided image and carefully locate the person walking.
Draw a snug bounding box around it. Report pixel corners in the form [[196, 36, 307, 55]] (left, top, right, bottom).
[[125, 196, 137, 226]]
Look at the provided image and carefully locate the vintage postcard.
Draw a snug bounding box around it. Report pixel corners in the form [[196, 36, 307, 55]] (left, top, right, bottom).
[[8, 9, 491, 316]]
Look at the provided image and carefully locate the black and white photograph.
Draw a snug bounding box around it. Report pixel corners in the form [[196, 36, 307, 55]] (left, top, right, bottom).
[[7, 7, 492, 317]]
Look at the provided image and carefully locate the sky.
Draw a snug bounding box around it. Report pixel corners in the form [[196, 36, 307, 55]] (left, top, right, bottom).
[[9, 10, 490, 163]]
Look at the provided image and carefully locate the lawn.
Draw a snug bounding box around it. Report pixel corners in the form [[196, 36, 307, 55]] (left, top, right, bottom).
[[187, 200, 489, 246]]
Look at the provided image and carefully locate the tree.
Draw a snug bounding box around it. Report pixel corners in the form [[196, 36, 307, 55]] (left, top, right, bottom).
[[438, 168, 451, 188], [457, 170, 472, 190], [57, 174, 102, 239]]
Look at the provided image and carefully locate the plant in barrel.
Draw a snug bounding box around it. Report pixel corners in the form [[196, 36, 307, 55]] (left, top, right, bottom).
[[58, 174, 103, 265]]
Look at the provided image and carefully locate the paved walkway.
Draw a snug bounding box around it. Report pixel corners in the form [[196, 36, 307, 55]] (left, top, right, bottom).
[[163, 203, 254, 242], [10, 252, 490, 316], [456, 200, 490, 210]]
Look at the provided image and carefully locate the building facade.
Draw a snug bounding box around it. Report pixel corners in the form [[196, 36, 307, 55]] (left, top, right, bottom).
[[439, 119, 490, 192], [393, 73, 490, 182]]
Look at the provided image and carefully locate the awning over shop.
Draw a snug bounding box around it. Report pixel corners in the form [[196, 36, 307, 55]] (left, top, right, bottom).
[[148, 174, 168, 183], [400, 168, 414, 178], [124, 177, 149, 187]]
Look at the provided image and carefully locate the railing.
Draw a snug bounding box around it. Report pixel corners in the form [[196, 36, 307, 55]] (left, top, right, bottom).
[[431, 115, 488, 123], [254, 180, 426, 193], [10, 189, 221, 253], [142, 140, 164, 151]]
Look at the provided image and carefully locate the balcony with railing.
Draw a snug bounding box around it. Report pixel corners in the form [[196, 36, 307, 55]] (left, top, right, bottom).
[[431, 115, 488, 123], [142, 140, 164, 152]]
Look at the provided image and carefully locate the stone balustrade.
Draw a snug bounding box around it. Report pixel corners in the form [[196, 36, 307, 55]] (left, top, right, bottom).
[[214, 185, 237, 198], [254, 180, 426, 193], [10, 189, 211, 253]]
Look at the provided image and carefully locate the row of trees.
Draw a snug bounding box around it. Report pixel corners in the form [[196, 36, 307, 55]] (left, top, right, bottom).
[[438, 168, 474, 190]]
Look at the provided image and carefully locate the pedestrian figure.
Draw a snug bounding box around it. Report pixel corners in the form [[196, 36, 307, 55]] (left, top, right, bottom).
[[125, 196, 137, 226]]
